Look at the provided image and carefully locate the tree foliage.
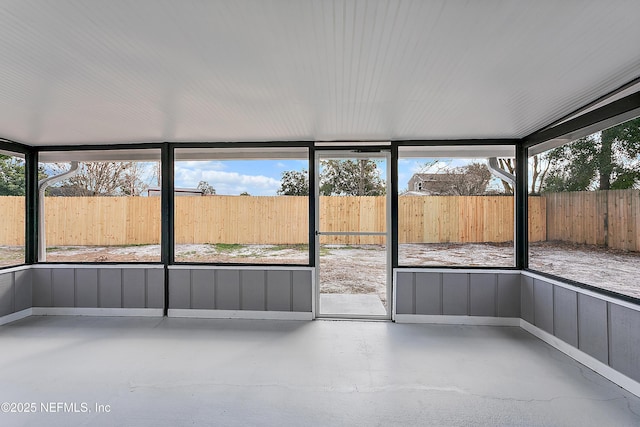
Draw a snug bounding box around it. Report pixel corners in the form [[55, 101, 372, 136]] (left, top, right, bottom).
[[319, 159, 385, 196], [444, 162, 492, 196], [49, 162, 152, 196], [543, 118, 640, 192], [197, 180, 216, 195], [277, 160, 386, 196], [0, 154, 26, 196], [277, 169, 309, 196]]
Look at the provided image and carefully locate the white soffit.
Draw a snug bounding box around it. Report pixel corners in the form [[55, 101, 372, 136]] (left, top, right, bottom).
[[0, 0, 639, 146], [399, 145, 514, 159]]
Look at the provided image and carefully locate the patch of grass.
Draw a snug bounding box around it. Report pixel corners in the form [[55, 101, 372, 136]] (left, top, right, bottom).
[[319, 247, 331, 256], [46, 246, 79, 252], [267, 244, 309, 252], [214, 243, 244, 252]]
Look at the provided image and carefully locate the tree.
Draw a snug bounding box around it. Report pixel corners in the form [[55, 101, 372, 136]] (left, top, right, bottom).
[[47, 162, 153, 196], [0, 154, 26, 196], [542, 118, 640, 192], [277, 169, 309, 196], [319, 159, 385, 196], [239, 191, 250, 196], [529, 154, 551, 194], [445, 162, 492, 195], [197, 180, 216, 195]]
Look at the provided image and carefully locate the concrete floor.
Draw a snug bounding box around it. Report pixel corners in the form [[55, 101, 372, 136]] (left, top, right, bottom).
[[319, 294, 387, 316], [1, 316, 639, 427]]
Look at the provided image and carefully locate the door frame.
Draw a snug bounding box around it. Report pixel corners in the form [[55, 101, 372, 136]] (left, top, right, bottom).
[[314, 149, 392, 320]]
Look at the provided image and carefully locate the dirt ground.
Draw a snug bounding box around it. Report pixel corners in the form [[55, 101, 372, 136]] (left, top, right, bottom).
[[1, 242, 638, 300]]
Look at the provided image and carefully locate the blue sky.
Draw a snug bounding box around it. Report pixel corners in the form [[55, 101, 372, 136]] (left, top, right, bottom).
[[174, 159, 308, 196], [42, 156, 508, 196], [178, 157, 502, 195]]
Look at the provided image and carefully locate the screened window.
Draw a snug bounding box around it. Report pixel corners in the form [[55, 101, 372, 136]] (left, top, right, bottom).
[[528, 116, 640, 298], [38, 149, 161, 262], [174, 147, 309, 264], [398, 145, 516, 267], [0, 150, 26, 267]]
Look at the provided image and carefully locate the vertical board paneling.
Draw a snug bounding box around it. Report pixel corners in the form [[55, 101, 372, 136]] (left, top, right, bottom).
[[521, 275, 534, 324], [533, 279, 554, 334], [266, 271, 291, 311], [76, 269, 98, 308], [497, 274, 520, 318], [52, 269, 75, 307], [0, 273, 13, 316], [33, 269, 52, 307], [469, 274, 496, 317], [292, 271, 312, 312], [442, 273, 468, 315], [168, 270, 191, 309], [98, 269, 122, 308], [395, 272, 414, 314], [553, 286, 578, 347], [191, 269, 215, 310], [122, 269, 146, 308], [241, 270, 266, 311], [608, 304, 640, 383], [216, 270, 241, 310], [14, 270, 32, 311], [415, 272, 442, 315], [577, 294, 609, 364]]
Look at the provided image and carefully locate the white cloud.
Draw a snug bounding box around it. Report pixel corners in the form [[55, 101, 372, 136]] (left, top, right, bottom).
[[174, 166, 281, 195]]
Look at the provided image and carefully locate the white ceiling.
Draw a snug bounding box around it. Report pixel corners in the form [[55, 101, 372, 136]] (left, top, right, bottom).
[[0, 0, 639, 146]]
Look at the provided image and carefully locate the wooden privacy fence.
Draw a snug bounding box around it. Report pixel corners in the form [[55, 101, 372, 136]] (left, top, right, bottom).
[[0, 195, 545, 246], [545, 189, 640, 252]]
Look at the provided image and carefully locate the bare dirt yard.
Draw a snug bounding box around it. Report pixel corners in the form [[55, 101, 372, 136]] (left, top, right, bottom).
[[1, 242, 638, 300]]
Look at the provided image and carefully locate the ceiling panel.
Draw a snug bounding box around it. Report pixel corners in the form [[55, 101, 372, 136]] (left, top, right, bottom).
[[0, 0, 638, 146]]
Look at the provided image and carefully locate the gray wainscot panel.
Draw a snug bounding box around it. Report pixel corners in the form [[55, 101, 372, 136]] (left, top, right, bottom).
[[520, 275, 534, 324], [553, 286, 578, 347], [608, 304, 640, 383], [98, 269, 122, 308], [469, 274, 496, 317], [415, 272, 441, 315], [122, 269, 146, 308], [75, 269, 99, 308], [241, 270, 266, 311], [191, 269, 215, 310], [52, 269, 75, 307], [0, 272, 13, 316], [442, 273, 468, 315], [266, 270, 291, 311], [33, 268, 52, 307], [533, 279, 553, 334], [395, 272, 414, 315], [291, 270, 312, 312], [497, 274, 520, 318], [169, 269, 191, 309], [14, 270, 32, 312], [577, 293, 609, 364], [146, 269, 165, 309], [216, 270, 241, 310]]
